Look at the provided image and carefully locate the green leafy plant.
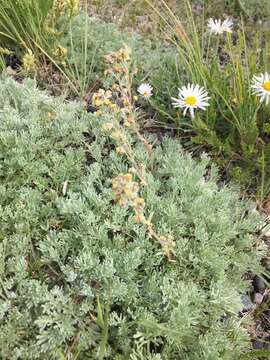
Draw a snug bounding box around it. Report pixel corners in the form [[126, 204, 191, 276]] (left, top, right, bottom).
[[0, 76, 265, 359]]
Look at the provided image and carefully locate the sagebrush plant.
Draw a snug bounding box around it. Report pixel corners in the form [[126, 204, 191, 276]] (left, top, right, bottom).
[[0, 75, 266, 359], [146, 0, 270, 200], [58, 13, 177, 98]]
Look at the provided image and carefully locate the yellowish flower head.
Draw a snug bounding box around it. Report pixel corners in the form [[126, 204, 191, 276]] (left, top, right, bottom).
[[54, 0, 80, 16], [22, 49, 37, 72], [92, 89, 112, 108]]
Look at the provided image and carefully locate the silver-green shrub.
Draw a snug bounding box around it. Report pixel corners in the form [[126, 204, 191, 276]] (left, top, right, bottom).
[[60, 15, 177, 89], [0, 77, 265, 359]]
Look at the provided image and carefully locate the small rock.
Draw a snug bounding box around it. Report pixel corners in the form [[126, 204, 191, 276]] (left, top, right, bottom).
[[264, 342, 270, 350], [263, 258, 270, 271], [252, 340, 264, 349], [253, 292, 264, 305], [5, 66, 16, 76], [241, 294, 255, 311], [87, 104, 97, 113], [253, 275, 266, 293]]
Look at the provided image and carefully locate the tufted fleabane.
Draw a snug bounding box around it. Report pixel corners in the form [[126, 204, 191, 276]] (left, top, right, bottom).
[[137, 83, 153, 99], [207, 18, 233, 35], [172, 84, 210, 119]]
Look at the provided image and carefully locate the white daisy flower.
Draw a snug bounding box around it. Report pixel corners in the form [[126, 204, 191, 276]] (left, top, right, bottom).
[[221, 18, 234, 33], [171, 83, 210, 119], [251, 72, 270, 105], [207, 18, 233, 35], [137, 83, 153, 99]]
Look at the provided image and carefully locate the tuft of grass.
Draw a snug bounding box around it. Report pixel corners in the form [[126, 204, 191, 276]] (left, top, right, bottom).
[[145, 0, 270, 200], [0, 52, 6, 72], [0, 0, 54, 53], [61, 0, 97, 99]]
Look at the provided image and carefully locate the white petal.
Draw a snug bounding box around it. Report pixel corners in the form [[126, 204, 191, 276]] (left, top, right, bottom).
[[181, 107, 185, 116]]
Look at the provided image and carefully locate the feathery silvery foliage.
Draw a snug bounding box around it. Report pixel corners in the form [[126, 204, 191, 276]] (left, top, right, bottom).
[[0, 78, 265, 359]]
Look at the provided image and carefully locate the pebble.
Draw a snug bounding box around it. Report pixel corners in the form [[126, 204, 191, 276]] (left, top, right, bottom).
[[241, 294, 255, 311], [263, 258, 270, 271], [253, 275, 266, 293], [252, 340, 264, 349], [87, 104, 97, 113], [253, 292, 264, 305]]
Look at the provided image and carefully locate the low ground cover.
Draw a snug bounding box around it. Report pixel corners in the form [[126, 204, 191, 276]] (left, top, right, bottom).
[[0, 1, 270, 358], [0, 76, 265, 359]]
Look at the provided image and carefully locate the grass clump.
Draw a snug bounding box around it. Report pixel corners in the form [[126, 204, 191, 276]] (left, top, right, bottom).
[[144, 0, 270, 199], [0, 0, 53, 48], [0, 0, 54, 63], [0, 77, 265, 359], [59, 14, 175, 98], [0, 0, 79, 77]]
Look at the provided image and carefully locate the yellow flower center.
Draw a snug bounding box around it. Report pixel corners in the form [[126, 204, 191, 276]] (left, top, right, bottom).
[[185, 96, 197, 106], [143, 91, 149, 97], [263, 81, 270, 91]]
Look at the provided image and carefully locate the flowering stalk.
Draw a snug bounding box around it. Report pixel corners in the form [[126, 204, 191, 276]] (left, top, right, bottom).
[[94, 47, 176, 261]]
